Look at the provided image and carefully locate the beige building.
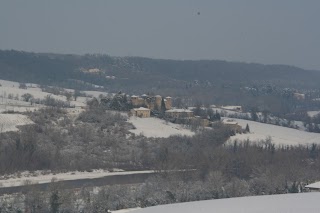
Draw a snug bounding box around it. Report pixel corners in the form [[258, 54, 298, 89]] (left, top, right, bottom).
[[131, 107, 151, 118], [164, 96, 172, 110], [222, 119, 242, 133], [190, 116, 211, 127]]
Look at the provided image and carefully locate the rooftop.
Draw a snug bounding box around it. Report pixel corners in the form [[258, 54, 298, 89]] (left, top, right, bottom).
[[222, 119, 238, 125], [133, 107, 150, 111]]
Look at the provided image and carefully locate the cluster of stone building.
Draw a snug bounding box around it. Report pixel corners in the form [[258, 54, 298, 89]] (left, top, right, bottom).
[[129, 95, 211, 127], [130, 94, 172, 117], [130, 94, 243, 130]]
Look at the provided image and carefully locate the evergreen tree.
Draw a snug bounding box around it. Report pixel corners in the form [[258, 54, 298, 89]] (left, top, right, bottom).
[[161, 97, 166, 113], [50, 190, 60, 213], [245, 124, 250, 133], [215, 112, 221, 121]]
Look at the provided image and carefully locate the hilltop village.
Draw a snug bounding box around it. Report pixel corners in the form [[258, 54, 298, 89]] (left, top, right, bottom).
[[129, 94, 208, 126], [90, 92, 245, 133]]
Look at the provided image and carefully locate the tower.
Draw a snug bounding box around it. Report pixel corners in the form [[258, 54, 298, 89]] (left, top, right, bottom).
[[155, 95, 162, 110], [165, 96, 172, 110]]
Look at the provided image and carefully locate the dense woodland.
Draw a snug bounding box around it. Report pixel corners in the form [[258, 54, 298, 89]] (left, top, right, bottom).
[[1, 105, 320, 212]]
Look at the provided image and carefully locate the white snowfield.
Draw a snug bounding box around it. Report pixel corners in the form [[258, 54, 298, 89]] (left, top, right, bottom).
[[0, 114, 33, 132], [308, 111, 320, 118], [132, 193, 320, 213], [211, 107, 249, 117], [306, 181, 320, 189], [0, 170, 155, 188], [112, 208, 141, 213], [0, 79, 90, 107], [0, 101, 41, 113], [128, 117, 195, 138], [229, 118, 320, 146], [83, 90, 109, 98], [0, 79, 21, 87]]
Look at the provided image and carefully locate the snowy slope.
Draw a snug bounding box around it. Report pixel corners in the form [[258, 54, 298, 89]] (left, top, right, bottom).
[[306, 181, 320, 189], [0, 79, 89, 107], [229, 118, 320, 146], [83, 90, 109, 98], [0, 79, 20, 87], [112, 208, 141, 213], [0, 114, 33, 132], [0, 170, 155, 188], [132, 193, 320, 213], [128, 117, 195, 138], [211, 107, 249, 117], [308, 111, 320, 118]]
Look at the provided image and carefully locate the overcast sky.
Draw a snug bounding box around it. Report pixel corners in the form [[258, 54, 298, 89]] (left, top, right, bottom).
[[0, 0, 319, 70]]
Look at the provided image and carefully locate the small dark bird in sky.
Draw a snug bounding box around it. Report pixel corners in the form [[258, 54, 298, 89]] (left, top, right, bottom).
[[197, 12, 200, 15]]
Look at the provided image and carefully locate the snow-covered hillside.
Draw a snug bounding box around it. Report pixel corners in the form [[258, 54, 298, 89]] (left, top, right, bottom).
[[0, 79, 110, 109], [0, 85, 86, 107], [0, 98, 42, 113], [132, 193, 320, 213], [308, 111, 320, 118], [229, 118, 320, 146], [0, 170, 155, 188], [83, 90, 109, 98], [128, 117, 195, 138], [0, 114, 33, 132]]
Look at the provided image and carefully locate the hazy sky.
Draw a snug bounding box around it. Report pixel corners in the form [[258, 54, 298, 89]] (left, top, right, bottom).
[[1, 0, 319, 70]]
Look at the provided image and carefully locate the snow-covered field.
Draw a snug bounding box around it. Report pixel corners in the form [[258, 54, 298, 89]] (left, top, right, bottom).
[[112, 208, 141, 213], [128, 117, 195, 138], [0, 79, 88, 107], [0, 79, 21, 87], [0, 97, 43, 113], [0, 170, 155, 188], [211, 107, 249, 117], [0, 114, 33, 132], [229, 118, 320, 146], [0, 104, 41, 113], [131, 193, 320, 213], [308, 111, 320, 118], [83, 90, 109, 98]]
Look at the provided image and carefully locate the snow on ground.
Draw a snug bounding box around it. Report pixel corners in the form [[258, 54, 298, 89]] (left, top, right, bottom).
[[308, 111, 320, 118], [0, 79, 87, 107], [128, 117, 195, 138], [0, 86, 61, 101], [0, 105, 40, 113], [0, 114, 33, 132], [0, 170, 155, 188], [0, 79, 111, 108], [83, 90, 109, 98], [0, 97, 43, 112], [229, 118, 320, 146], [112, 208, 141, 213], [306, 181, 320, 189], [211, 107, 249, 117], [0, 79, 20, 87], [132, 192, 320, 213], [0, 98, 34, 106]]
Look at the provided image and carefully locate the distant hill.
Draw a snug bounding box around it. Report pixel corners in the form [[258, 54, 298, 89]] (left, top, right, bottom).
[[0, 49, 319, 93]]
